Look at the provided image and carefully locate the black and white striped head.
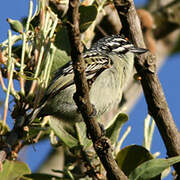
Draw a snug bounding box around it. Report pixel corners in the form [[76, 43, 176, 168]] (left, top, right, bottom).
[[87, 34, 147, 56]]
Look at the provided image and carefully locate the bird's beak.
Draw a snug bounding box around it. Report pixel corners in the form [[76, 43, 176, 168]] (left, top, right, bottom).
[[129, 47, 148, 54]]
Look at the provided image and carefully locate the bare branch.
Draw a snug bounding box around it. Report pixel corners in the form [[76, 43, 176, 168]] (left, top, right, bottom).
[[114, 0, 180, 176], [66, 0, 128, 179]]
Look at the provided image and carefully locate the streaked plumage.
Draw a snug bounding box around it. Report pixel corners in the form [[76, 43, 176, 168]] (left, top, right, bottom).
[[30, 35, 147, 123]]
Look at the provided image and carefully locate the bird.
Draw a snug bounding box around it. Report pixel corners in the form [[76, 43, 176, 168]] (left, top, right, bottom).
[[28, 34, 147, 124]]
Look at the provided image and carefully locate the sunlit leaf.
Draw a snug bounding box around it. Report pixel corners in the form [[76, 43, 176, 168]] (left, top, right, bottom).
[[106, 113, 128, 144], [49, 116, 78, 148], [0, 160, 31, 180], [129, 156, 180, 180], [75, 121, 92, 149], [116, 145, 154, 176], [7, 18, 24, 33], [50, 26, 71, 78]]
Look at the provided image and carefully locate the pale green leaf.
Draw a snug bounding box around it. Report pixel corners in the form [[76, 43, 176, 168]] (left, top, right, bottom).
[[106, 113, 128, 144], [0, 160, 31, 180], [49, 116, 78, 148], [129, 156, 180, 180], [75, 122, 92, 149]]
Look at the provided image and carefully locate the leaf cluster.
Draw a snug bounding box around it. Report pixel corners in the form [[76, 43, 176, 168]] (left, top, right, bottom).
[[0, 0, 180, 179]]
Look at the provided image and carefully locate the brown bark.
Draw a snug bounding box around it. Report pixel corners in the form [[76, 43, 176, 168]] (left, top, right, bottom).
[[67, 0, 128, 179], [114, 0, 180, 176]]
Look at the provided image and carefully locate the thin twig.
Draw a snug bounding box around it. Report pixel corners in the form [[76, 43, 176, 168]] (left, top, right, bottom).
[[20, 0, 34, 95], [143, 114, 155, 151], [3, 30, 14, 124], [67, 0, 128, 179], [0, 70, 7, 91], [115, 126, 131, 155]]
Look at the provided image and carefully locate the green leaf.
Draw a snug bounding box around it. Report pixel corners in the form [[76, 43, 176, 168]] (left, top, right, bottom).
[[24, 173, 61, 180], [106, 113, 128, 144], [50, 48, 71, 77], [0, 160, 31, 180], [116, 145, 153, 176], [26, 126, 50, 142], [75, 122, 92, 149], [54, 26, 71, 55], [129, 156, 180, 180], [79, 5, 97, 32], [7, 18, 24, 33], [49, 116, 78, 148], [50, 26, 71, 78]]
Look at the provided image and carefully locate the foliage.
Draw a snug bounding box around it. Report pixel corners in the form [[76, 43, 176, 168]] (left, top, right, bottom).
[[0, 0, 180, 179], [0, 160, 31, 180]]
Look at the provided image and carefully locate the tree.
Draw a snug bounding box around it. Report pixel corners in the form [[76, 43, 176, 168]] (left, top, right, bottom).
[[0, 0, 180, 179]]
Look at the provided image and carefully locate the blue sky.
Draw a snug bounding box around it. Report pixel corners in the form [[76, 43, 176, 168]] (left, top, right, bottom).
[[0, 0, 180, 179]]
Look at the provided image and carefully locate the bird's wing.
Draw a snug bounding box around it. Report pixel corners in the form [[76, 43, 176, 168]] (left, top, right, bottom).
[[37, 51, 113, 107], [46, 53, 112, 96], [84, 54, 112, 76]]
